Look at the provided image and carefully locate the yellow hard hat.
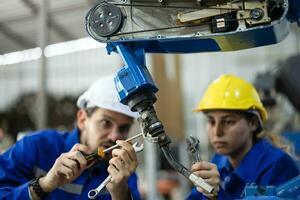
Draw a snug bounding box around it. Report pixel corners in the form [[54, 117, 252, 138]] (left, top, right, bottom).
[[194, 74, 268, 121]]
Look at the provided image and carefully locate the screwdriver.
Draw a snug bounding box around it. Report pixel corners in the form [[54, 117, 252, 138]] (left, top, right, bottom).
[[84, 133, 143, 163]]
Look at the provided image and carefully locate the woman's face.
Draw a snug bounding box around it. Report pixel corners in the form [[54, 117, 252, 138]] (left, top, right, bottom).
[[205, 110, 256, 159]]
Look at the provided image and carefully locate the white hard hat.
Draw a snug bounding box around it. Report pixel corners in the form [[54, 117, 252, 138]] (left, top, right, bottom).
[[77, 74, 138, 118]]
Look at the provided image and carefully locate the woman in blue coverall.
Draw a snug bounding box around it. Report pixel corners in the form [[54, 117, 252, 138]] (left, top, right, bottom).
[[186, 74, 299, 200], [0, 75, 141, 200]]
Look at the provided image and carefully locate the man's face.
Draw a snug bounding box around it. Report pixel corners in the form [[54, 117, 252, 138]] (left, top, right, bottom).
[[78, 108, 134, 152], [205, 110, 255, 158]]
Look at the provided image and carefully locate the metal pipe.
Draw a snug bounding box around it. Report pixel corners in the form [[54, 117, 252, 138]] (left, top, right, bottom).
[[161, 145, 214, 193], [36, 0, 48, 129]]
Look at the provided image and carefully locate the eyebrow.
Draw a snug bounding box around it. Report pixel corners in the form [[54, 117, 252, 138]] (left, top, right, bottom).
[[102, 114, 133, 126], [206, 113, 240, 120], [102, 114, 116, 122]]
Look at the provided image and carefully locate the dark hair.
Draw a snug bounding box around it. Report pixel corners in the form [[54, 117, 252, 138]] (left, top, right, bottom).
[[244, 112, 294, 155], [84, 107, 99, 118]]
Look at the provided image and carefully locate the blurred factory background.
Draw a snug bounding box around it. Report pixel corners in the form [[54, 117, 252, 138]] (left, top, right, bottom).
[[0, 1, 299, 200]]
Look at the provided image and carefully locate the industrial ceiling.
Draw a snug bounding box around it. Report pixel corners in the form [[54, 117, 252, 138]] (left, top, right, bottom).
[[0, 0, 97, 54]]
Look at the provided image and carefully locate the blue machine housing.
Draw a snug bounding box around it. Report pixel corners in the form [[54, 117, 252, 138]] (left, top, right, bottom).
[[108, 16, 290, 54], [111, 44, 158, 104], [244, 175, 300, 199], [104, 0, 300, 103], [101, 0, 300, 55], [287, 0, 300, 25]]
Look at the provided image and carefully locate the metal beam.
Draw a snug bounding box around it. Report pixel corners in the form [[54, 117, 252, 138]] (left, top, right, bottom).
[[0, 0, 38, 50], [48, 18, 76, 41], [22, 0, 38, 14], [2, 3, 90, 23], [21, 0, 76, 41], [1, 3, 87, 24], [0, 23, 36, 49], [86, 0, 97, 6], [145, 141, 159, 200], [36, 0, 48, 129]]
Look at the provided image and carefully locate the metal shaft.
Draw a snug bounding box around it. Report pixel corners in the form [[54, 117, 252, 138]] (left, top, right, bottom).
[[103, 132, 143, 153], [84, 132, 143, 162]]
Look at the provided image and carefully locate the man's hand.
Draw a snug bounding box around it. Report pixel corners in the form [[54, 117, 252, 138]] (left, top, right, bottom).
[[106, 140, 138, 200], [191, 161, 220, 199], [39, 143, 92, 192]]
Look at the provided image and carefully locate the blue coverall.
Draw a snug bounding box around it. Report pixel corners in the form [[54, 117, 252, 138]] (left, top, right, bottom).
[[186, 138, 299, 200], [0, 128, 141, 200]]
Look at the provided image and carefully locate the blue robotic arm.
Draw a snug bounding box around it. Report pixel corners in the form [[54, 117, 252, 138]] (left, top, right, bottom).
[[108, 43, 158, 105], [108, 42, 215, 193]]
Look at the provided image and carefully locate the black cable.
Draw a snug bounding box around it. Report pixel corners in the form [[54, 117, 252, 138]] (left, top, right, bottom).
[[112, 3, 252, 11], [111, 16, 252, 36]]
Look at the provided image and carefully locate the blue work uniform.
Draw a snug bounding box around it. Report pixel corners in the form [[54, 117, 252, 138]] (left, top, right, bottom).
[[0, 128, 141, 200], [186, 138, 299, 200]]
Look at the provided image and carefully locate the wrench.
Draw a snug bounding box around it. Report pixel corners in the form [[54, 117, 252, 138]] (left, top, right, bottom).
[[88, 142, 144, 199], [186, 136, 214, 193], [186, 136, 202, 163]]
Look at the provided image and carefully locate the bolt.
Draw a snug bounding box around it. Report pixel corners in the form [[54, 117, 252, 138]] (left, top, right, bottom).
[[159, 135, 165, 141], [141, 112, 148, 120], [250, 8, 264, 21]]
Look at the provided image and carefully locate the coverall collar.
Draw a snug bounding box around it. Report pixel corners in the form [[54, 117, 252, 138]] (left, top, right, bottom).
[[218, 139, 268, 182], [65, 128, 81, 152]]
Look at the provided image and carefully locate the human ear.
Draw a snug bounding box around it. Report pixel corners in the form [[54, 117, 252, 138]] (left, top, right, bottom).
[[248, 118, 259, 132], [77, 109, 87, 130]]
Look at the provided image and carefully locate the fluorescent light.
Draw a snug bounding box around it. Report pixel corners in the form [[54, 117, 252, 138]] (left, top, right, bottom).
[[0, 37, 106, 65], [44, 37, 105, 57], [0, 47, 42, 66]]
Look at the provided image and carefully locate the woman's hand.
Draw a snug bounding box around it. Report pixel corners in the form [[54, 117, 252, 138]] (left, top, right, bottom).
[[191, 161, 220, 199]]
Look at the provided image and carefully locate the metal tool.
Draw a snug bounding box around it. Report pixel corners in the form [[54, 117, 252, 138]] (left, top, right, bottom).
[[186, 136, 214, 193], [103, 133, 143, 153], [84, 132, 144, 163], [186, 135, 202, 163], [88, 142, 144, 199]]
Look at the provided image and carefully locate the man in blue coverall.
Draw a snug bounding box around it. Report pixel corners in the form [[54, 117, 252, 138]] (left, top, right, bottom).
[[0, 75, 141, 200]]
